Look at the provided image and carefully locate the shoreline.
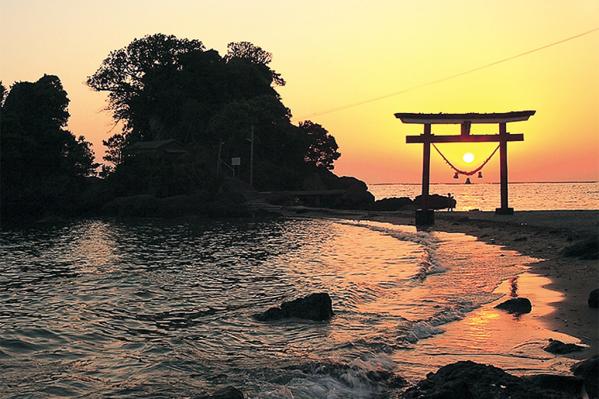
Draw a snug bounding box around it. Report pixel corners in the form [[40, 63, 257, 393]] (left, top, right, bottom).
[[282, 208, 599, 358]]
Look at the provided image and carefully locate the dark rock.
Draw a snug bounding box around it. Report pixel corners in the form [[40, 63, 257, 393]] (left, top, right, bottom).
[[523, 374, 583, 397], [403, 361, 580, 399], [588, 288, 599, 308], [572, 356, 599, 399], [561, 235, 599, 260], [336, 186, 375, 210], [302, 173, 328, 191], [544, 338, 585, 354], [414, 194, 456, 210], [206, 192, 249, 217], [337, 176, 368, 192], [102, 194, 160, 217], [196, 386, 244, 399], [514, 236, 528, 242], [370, 197, 413, 211], [254, 293, 333, 322], [494, 297, 532, 315]]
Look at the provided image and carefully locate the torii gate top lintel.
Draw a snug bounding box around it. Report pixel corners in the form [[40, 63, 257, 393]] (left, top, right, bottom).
[[396, 110, 536, 225], [394, 110, 535, 125]]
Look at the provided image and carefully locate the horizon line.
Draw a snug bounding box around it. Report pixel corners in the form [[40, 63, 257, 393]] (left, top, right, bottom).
[[368, 180, 599, 185]]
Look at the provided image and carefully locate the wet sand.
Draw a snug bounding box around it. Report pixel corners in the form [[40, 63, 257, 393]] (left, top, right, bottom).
[[277, 207, 599, 358], [372, 210, 599, 359]]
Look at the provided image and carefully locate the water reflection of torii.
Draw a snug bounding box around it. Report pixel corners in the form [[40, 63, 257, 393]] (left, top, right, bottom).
[[395, 111, 535, 226]]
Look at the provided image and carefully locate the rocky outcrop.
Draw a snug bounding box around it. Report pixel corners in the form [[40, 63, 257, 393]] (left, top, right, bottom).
[[402, 361, 581, 399], [414, 194, 456, 210], [494, 297, 532, 315], [101, 191, 249, 218], [370, 197, 414, 211], [254, 293, 334, 322], [572, 356, 599, 399], [196, 386, 244, 399], [588, 288, 599, 308], [561, 235, 599, 260], [523, 374, 584, 398], [544, 339, 585, 354]]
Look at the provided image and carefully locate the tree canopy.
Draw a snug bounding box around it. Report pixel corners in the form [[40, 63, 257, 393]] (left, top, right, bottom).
[[87, 34, 341, 192], [1, 75, 98, 219]]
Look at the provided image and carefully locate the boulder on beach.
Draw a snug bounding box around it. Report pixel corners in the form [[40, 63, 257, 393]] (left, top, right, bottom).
[[402, 361, 581, 399], [414, 194, 456, 210], [370, 197, 413, 211], [543, 338, 585, 355], [588, 288, 599, 308], [254, 293, 334, 322], [494, 297, 532, 315], [523, 374, 584, 397], [572, 356, 599, 399]]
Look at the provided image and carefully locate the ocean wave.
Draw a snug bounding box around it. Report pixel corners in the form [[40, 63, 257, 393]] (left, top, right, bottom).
[[339, 221, 446, 281], [396, 300, 487, 345], [250, 354, 404, 399]]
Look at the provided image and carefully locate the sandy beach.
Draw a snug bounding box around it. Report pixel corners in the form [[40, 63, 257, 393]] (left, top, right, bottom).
[[291, 208, 599, 358]]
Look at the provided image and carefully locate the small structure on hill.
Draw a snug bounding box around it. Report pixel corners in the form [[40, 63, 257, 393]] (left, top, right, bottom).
[[395, 111, 535, 226], [128, 139, 188, 159]]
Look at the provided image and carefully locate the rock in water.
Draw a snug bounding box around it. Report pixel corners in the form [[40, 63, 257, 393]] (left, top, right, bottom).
[[494, 297, 532, 315], [588, 288, 599, 308], [544, 339, 585, 354], [370, 197, 413, 211], [254, 293, 334, 322], [572, 356, 599, 399], [414, 194, 456, 210], [403, 361, 580, 399]]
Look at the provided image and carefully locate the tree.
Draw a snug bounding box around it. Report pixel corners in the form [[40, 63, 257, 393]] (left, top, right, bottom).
[[88, 34, 342, 191], [298, 120, 341, 170], [86, 33, 205, 132], [1, 75, 98, 219], [102, 132, 127, 166], [225, 41, 285, 86]]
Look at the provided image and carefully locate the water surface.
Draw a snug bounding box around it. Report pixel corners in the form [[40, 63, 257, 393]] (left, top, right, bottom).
[[0, 218, 582, 398]]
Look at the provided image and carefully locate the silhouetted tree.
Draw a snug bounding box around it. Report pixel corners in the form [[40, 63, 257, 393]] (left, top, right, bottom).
[[87, 34, 340, 191], [1, 75, 98, 220], [298, 120, 341, 170]]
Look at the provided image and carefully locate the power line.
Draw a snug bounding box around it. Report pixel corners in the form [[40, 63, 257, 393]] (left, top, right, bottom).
[[300, 26, 599, 119]]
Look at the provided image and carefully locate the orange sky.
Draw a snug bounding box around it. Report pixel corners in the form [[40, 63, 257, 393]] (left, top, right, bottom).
[[1, 0, 598, 183]]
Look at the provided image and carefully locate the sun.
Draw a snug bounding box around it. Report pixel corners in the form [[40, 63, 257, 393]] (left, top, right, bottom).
[[463, 152, 475, 163]]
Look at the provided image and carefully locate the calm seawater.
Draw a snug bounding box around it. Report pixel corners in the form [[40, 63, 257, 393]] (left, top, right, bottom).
[[0, 218, 580, 398], [368, 182, 599, 211]]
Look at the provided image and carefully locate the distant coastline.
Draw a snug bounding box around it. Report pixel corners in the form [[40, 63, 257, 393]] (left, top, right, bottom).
[[370, 180, 599, 185]]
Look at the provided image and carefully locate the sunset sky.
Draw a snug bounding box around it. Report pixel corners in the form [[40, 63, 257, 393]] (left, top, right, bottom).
[[1, 0, 598, 183]]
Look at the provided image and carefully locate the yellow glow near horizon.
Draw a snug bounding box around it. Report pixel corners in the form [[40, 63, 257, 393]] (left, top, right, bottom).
[[463, 153, 475, 164], [1, 0, 598, 183]]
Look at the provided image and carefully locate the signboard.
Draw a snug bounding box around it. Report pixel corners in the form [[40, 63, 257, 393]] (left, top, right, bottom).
[[231, 157, 241, 166]]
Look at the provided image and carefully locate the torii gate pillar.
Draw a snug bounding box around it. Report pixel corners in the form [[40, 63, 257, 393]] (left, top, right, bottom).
[[496, 122, 512, 215], [395, 111, 535, 226]]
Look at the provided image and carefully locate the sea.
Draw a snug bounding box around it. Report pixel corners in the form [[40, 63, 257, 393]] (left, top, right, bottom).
[[368, 181, 599, 211], [0, 182, 596, 398]]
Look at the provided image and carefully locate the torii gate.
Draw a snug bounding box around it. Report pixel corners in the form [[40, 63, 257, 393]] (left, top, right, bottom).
[[395, 110, 535, 226]]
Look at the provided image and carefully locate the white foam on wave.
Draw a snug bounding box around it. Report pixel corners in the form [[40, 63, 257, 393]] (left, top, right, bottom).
[[253, 353, 402, 399], [339, 220, 447, 281]]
